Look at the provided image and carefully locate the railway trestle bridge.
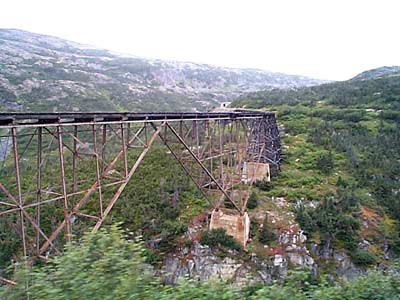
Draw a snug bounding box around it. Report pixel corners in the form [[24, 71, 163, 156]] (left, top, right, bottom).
[[0, 110, 281, 266]]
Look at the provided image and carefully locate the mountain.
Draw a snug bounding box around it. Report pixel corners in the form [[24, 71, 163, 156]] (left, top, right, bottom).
[[233, 66, 400, 109], [0, 29, 326, 112], [351, 66, 400, 81]]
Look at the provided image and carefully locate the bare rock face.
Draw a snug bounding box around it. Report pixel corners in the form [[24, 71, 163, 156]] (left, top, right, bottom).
[[163, 241, 246, 284], [163, 200, 316, 286], [164, 241, 281, 285], [333, 250, 367, 281], [163, 196, 398, 285]]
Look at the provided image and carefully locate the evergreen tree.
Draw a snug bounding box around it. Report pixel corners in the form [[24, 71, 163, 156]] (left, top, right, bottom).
[[247, 191, 258, 210], [259, 214, 276, 244]]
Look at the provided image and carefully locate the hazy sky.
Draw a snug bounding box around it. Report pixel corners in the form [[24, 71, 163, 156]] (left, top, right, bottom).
[[1, 0, 399, 80]]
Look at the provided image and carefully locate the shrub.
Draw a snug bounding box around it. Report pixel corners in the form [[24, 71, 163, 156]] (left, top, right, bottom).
[[2, 228, 400, 300], [254, 179, 272, 191], [295, 204, 316, 235], [259, 215, 276, 244], [247, 191, 258, 209], [316, 151, 334, 175], [200, 228, 242, 251], [249, 218, 259, 239], [351, 250, 377, 266], [1, 225, 157, 300]]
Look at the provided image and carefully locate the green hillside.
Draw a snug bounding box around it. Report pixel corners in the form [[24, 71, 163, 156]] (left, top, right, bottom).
[[232, 71, 400, 264], [233, 70, 400, 109]]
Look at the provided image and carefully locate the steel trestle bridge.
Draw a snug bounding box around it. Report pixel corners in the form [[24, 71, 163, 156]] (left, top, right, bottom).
[[0, 110, 281, 268]]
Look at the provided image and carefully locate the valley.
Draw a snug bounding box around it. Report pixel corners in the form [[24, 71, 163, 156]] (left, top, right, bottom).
[[0, 28, 400, 299]]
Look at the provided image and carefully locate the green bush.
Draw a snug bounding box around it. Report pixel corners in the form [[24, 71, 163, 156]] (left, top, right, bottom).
[[254, 179, 272, 191], [200, 228, 242, 251], [259, 215, 276, 244], [2, 228, 400, 300], [351, 250, 377, 266], [247, 191, 259, 209], [316, 151, 334, 175]]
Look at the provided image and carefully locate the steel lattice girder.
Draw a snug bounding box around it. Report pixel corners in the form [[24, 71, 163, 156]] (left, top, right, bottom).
[[0, 110, 281, 264]]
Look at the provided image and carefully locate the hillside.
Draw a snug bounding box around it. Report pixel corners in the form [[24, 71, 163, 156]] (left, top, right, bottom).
[[232, 69, 400, 277], [351, 66, 400, 81], [0, 29, 326, 112], [1, 66, 399, 287], [233, 69, 400, 109]]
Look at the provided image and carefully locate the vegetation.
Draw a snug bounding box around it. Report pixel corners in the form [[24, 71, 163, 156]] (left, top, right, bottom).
[[351, 250, 377, 266], [200, 228, 242, 251], [233, 70, 400, 109], [2, 227, 400, 299], [258, 214, 276, 244], [296, 185, 361, 253], [233, 71, 400, 265], [0, 142, 206, 269], [247, 191, 259, 209]]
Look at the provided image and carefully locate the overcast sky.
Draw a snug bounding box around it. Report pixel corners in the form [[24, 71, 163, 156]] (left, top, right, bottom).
[[1, 0, 399, 80]]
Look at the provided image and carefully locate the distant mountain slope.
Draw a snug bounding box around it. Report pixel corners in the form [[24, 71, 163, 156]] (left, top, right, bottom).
[[0, 29, 326, 112], [232, 67, 400, 109], [351, 66, 400, 81]]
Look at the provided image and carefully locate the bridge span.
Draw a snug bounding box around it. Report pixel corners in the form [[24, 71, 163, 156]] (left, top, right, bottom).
[[0, 110, 281, 261]]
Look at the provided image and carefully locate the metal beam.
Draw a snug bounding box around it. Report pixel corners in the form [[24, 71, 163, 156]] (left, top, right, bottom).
[[0, 110, 281, 265]]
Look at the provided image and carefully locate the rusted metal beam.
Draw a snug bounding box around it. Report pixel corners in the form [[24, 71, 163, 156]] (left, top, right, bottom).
[[0, 111, 273, 127], [120, 123, 128, 178], [92, 124, 103, 216], [57, 125, 71, 243], [0, 183, 61, 255], [151, 122, 210, 202], [39, 123, 151, 254], [0, 276, 16, 286], [166, 122, 242, 213], [92, 122, 166, 231], [0, 111, 281, 265], [36, 127, 42, 255], [72, 126, 78, 195], [11, 127, 27, 258], [101, 124, 107, 172]]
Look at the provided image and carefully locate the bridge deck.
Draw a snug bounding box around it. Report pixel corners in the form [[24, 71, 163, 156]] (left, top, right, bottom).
[[0, 110, 274, 127]]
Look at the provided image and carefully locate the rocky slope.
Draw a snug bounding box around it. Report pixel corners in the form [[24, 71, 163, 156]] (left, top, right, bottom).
[[163, 197, 398, 285], [0, 29, 326, 112], [351, 66, 400, 81]]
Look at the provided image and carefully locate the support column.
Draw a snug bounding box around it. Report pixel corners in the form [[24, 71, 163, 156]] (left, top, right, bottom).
[[12, 127, 27, 258], [120, 123, 128, 178], [92, 124, 103, 216], [72, 125, 78, 196], [57, 125, 70, 243], [101, 124, 107, 172], [36, 127, 42, 255]]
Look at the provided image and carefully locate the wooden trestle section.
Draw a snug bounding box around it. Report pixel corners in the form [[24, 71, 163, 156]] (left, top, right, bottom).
[[0, 110, 281, 265]]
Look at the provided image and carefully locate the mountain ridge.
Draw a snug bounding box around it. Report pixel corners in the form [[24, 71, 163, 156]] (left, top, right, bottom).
[[351, 66, 400, 81], [0, 28, 327, 112], [233, 65, 400, 110]]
